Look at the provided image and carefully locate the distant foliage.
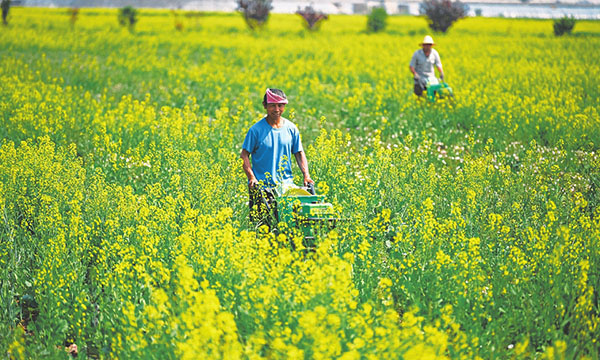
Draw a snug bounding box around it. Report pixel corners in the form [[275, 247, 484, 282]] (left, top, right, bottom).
[[296, 5, 328, 31], [118, 6, 138, 31], [69, 8, 79, 27], [553, 16, 575, 36], [183, 11, 204, 30], [172, 10, 184, 31], [237, 0, 272, 30], [1, 0, 10, 26], [367, 6, 388, 33], [420, 0, 469, 33]]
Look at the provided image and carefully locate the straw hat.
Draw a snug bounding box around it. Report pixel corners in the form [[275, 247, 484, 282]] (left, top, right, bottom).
[[420, 35, 435, 45]]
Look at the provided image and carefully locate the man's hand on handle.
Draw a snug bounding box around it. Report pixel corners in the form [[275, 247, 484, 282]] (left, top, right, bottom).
[[305, 178, 316, 195], [241, 149, 259, 189], [303, 176, 314, 187], [248, 178, 259, 188]]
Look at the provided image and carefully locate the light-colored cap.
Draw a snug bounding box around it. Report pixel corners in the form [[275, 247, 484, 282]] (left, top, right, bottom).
[[420, 35, 435, 45]]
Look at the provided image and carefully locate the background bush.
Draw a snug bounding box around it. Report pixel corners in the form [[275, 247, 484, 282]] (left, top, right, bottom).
[[420, 0, 469, 33], [237, 0, 272, 30], [68, 7, 79, 27], [296, 5, 328, 31], [367, 6, 387, 32], [553, 15, 576, 36], [1, 0, 10, 25], [118, 6, 138, 31]]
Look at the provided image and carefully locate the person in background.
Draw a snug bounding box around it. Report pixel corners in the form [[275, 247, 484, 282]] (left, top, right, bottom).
[[240, 88, 314, 222], [409, 35, 445, 97]]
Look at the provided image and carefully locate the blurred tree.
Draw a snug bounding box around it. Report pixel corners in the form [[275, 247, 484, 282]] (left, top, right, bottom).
[[172, 10, 184, 31], [420, 0, 469, 33], [69, 7, 79, 27], [296, 5, 328, 31], [367, 6, 387, 32], [1, 0, 10, 26], [237, 0, 272, 30], [118, 6, 138, 32], [553, 16, 575, 36]]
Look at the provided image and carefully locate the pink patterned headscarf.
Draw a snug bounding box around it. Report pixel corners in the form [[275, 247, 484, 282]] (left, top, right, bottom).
[[265, 89, 288, 104]]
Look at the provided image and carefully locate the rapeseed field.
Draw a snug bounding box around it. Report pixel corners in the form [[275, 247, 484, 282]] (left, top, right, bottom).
[[1, 7, 599, 359]]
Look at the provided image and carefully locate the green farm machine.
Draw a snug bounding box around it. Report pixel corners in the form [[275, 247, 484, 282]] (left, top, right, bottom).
[[252, 183, 339, 244], [423, 77, 454, 102]]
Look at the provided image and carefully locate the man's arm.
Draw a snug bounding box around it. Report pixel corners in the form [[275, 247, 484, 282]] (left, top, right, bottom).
[[240, 149, 258, 187], [435, 52, 444, 81], [409, 51, 420, 80], [437, 65, 444, 81], [294, 151, 314, 186], [410, 66, 420, 79]]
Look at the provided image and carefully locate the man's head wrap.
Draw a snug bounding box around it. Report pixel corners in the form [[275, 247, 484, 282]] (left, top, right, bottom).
[[265, 88, 288, 104]]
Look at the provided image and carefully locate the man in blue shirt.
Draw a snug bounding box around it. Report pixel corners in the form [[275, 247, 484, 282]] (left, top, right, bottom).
[[241, 88, 314, 222]]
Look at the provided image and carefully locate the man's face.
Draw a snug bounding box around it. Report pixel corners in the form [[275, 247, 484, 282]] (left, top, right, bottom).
[[264, 103, 286, 118], [422, 43, 433, 53]]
